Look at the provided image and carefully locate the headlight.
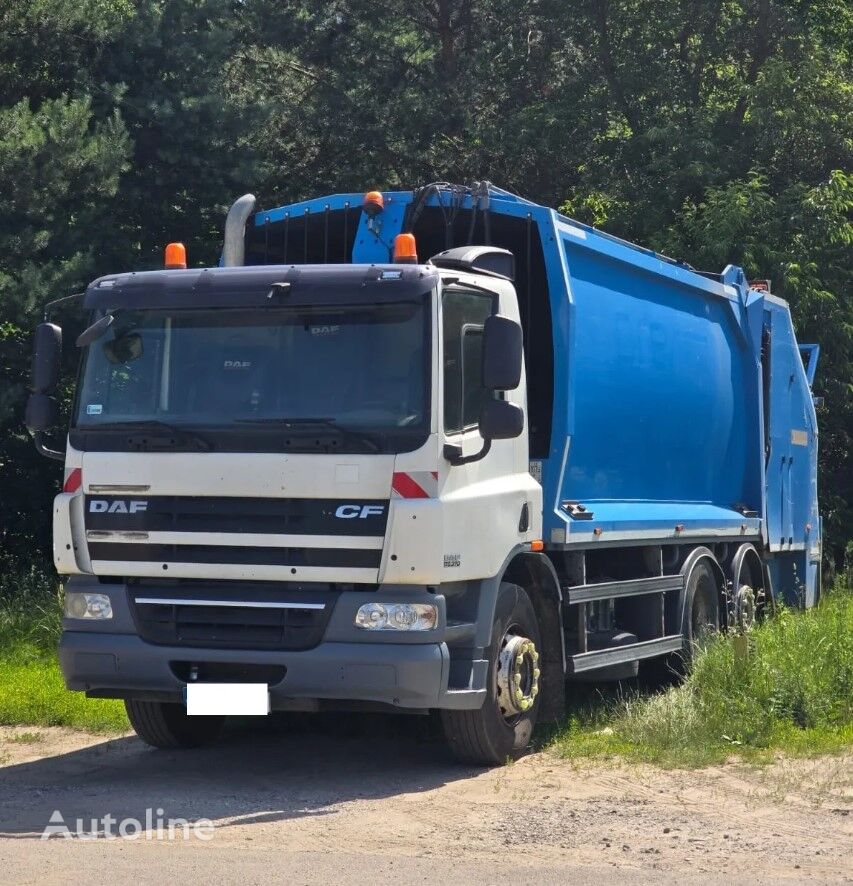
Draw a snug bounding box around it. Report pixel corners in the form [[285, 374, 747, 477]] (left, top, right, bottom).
[[64, 592, 113, 620], [355, 602, 437, 632]]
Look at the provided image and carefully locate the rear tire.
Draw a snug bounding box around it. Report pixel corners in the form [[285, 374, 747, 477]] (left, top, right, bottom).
[[125, 699, 224, 749], [681, 560, 720, 665], [646, 557, 722, 682], [441, 583, 542, 765]]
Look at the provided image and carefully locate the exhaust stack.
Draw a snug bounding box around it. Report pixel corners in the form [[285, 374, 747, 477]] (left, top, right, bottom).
[[222, 193, 256, 267]]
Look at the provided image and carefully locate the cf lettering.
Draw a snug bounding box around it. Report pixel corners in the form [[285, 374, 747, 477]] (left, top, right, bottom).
[[334, 505, 385, 519]]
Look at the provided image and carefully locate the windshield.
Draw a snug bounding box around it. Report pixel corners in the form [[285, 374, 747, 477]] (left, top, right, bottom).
[[74, 302, 429, 438]]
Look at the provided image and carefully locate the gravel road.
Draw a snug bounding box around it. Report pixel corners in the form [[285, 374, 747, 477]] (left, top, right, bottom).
[[0, 717, 850, 885]]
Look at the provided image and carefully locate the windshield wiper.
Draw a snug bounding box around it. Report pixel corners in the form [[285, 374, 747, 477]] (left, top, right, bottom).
[[234, 417, 381, 452], [81, 420, 212, 451]]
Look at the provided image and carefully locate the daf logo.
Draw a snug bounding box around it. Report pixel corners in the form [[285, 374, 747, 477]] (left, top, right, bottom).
[[334, 505, 384, 519], [223, 360, 251, 369], [89, 500, 148, 514]]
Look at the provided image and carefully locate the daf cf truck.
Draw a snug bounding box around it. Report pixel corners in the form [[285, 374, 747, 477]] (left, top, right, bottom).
[[26, 182, 821, 764]]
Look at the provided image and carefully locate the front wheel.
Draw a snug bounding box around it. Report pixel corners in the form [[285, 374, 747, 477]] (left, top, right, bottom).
[[125, 698, 224, 749], [441, 583, 542, 765]]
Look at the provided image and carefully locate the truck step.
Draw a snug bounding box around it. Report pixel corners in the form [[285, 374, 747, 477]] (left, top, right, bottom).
[[445, 622, 476, 644], [565, 574, 682, 605], [570, 635, 683, 674]]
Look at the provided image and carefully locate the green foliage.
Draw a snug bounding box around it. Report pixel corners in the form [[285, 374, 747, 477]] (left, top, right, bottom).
[[0, 564, 127, 732], [552, 583, 853, 766], [0, 0, 850, 571], [0, 96, 129, 328], [0, 656, 128, 733], [0, 558, 62, 653]]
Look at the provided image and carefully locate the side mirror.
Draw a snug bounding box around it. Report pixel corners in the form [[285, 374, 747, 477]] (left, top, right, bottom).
[[443, 398, 524, 466], [482, 315, 522, 391], [28, 323, 65, 460], [25, 392, 59, 432], [31, 323, 62, 393], [479, 398, 524, 440]]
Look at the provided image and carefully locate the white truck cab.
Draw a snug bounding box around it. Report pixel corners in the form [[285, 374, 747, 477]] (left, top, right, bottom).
[[30, 247, 547, 764]]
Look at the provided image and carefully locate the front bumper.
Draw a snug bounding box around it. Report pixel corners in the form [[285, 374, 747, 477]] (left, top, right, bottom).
[[58, 578, 487, 710], [60, 631, 461, 709]]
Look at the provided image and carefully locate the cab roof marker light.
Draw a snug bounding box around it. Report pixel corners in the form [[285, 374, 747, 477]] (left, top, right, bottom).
[[363, 191, 385, 217], [164, 242, 187, 269], [393, 233, 418, 265]]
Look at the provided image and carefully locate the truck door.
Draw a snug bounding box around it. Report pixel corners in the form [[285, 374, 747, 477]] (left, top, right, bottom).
[[437, 283, 540, 581]]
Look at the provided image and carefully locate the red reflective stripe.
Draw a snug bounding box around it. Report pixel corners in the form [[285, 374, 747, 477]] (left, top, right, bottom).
[[392, 472, 429, 499], [63, 467, 82, 494]]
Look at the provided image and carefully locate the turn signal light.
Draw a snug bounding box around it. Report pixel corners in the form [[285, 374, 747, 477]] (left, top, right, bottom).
[[393, 233, 418, 264], [164, 242, 187, 269], [363, 191, 385, 217]]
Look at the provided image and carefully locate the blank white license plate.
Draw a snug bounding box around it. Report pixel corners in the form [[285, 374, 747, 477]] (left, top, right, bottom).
[[185, 683, 269, 716]]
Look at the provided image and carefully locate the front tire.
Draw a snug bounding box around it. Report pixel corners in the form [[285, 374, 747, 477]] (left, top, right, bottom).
[[441, 583, 542, 765], [125, 699, 224, 749]]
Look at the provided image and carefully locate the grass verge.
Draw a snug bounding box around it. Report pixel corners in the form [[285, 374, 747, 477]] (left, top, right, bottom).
[[551, 582, 853, 767], [0, 563, 128, 734], [0, 650, 129, 733]]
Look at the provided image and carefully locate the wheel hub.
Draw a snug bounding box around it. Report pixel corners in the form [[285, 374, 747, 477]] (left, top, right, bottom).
[[735, 584, 756, 631], [496, 633, 540, 718]]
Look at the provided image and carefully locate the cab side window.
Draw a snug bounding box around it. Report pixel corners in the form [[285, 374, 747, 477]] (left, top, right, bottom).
[[442, 289, 494, 433]]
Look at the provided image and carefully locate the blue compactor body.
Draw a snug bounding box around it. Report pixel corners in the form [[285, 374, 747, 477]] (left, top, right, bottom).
[[245, 182, 820, 608]]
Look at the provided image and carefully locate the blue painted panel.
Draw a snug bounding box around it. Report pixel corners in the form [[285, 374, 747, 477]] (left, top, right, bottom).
[[351, 193, 408, 264], [763, 300, 820, 604], [565, 245, 759, 508]]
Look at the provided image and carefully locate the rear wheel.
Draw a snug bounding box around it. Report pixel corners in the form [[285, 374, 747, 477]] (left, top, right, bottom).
[[125, 698, 224, 749], [441, 583, 542, 765], [682, 560, 720, 664], [731, 545, 765, 629]]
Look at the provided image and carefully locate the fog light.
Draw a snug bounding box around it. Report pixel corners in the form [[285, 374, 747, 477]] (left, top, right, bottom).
[[64, 592, 113, 620], [354, 602, 437, 632]]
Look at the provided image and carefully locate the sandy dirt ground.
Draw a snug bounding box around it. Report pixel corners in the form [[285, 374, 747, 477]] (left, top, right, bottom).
[[0, 717, 850, 885]]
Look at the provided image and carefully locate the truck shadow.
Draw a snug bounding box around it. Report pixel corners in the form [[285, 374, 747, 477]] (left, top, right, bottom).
[[0, 713, 474, 837]]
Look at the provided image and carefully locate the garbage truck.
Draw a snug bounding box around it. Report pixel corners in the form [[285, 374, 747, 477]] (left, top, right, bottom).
[[26, 182, 821, 764]]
